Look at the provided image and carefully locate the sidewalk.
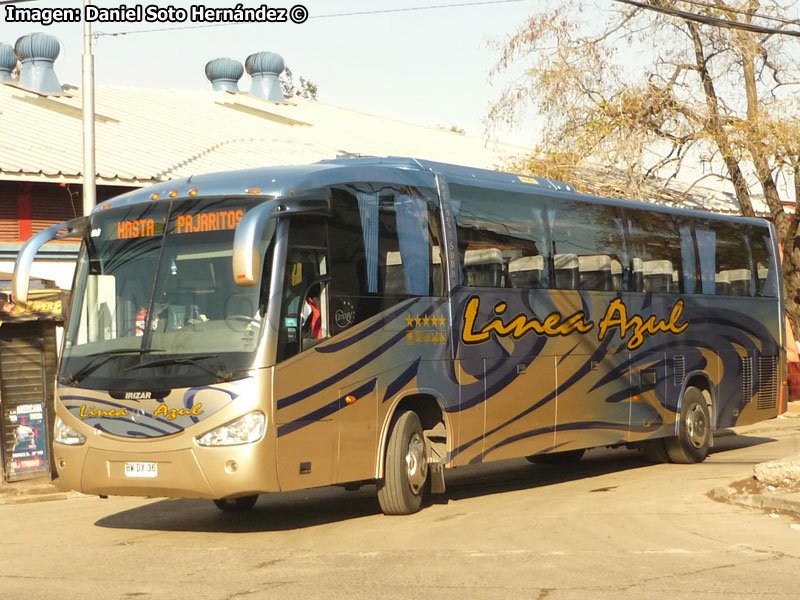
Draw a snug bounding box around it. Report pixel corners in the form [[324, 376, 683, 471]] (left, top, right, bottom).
[[710, 400, 800, 517], [0, 476, 77, 505]]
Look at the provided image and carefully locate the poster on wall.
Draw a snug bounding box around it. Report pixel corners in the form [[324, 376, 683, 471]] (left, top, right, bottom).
[[7, 403, 49, 480], [0, 289, 66, 322]]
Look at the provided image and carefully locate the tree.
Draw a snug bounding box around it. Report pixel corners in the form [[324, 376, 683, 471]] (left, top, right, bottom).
[[280, 65, 318, 100], [489, 0, 800, 335]]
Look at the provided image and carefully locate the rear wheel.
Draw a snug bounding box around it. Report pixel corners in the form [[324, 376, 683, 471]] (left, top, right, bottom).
[[664, 387, 711, 464], [213, 494, 258, 512], [377, 411, 428, 515], [526, 449, 585, 464]]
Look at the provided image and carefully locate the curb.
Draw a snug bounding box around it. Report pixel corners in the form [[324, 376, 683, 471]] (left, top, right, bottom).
[[713, 411, 800, 439], [0, 491, 74, 505], [0, 480, 81, 505], [710, 485, 800, 516]]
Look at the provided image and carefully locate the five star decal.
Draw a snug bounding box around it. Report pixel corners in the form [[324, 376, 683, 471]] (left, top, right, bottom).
[[405, 313, 448, 345]]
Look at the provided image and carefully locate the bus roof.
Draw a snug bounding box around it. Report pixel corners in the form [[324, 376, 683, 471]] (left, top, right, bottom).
[[94, 156, 770, 228]]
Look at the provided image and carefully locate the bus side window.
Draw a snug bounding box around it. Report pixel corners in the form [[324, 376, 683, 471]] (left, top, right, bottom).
[[626, 210, 685, 294], [327, 185, 441, 333], [713, 222, 753, 296], [550, 200, 625, 291], [451, 183, 547, 289], [750, 227, 778, 298]]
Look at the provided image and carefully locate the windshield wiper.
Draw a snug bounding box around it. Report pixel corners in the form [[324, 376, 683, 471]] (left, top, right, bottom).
[[123, 354, 233, 381], [65, 349, 164, 386]]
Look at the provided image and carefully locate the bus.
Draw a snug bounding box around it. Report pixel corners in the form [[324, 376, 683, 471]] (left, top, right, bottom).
[[13, 157, 788, 515]]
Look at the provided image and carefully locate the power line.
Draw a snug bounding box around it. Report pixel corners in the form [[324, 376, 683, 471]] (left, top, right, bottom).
[[614, 0, 800, 37], [674, 0, 800, 27], [0, 0, 40, 5], [310, 0, 528, 19], [94, 0, 531, 39]]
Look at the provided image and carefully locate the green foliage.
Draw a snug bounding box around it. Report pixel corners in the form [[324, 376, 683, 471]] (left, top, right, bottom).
[[280, 65, 318, 100]]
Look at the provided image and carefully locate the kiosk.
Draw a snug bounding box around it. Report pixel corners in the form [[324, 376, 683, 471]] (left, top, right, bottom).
[[0, 273, 66, 484]]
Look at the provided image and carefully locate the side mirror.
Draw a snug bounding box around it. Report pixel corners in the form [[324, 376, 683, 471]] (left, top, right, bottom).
[[13, 216, 88, 305], [232, 189, 331, 287], [232, 200, 279, 287]]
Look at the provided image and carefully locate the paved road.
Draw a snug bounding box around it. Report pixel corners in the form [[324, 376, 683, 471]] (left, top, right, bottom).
[[2, 417, 800, 600]]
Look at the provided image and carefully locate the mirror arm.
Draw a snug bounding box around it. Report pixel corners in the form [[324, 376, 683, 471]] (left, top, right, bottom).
[[12, 216, 88, 305]]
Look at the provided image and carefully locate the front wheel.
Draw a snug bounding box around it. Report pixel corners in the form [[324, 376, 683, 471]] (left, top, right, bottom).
[[377, 411, 428, 515], [665, 387, 711, 464]]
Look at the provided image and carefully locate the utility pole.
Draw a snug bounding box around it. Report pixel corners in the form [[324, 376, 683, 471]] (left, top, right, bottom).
[[82, 0, 96, 215]]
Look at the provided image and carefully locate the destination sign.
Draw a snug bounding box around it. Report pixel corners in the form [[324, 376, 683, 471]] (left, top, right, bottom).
[[113, 209, 245, 240], [116, 218, 163, 240], [174, 210, 244, 234]]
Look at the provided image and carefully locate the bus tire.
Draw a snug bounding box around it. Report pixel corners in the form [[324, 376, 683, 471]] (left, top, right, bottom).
[[526, 449, 585, 464], [213, 494, 258, 512], [377, 411, 428, 515], [664, 387, 711, 464]]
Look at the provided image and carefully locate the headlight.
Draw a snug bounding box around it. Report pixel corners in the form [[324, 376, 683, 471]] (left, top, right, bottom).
[[196, 412, 265, 447], [54, 416, 86, 446]]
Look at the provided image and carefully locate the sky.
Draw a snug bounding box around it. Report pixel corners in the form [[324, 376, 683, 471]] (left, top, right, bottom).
[[0, 0, 541, 146]]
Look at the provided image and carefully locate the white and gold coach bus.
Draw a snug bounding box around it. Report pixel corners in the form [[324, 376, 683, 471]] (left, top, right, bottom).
[[13, 157, 788, 514]]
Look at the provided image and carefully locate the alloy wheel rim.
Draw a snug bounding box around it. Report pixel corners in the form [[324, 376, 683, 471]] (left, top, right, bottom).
[[686, 404, 707, 449], [405, 432, 428, 494]]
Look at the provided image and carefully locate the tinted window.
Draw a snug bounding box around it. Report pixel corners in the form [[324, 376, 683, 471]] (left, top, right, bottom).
[[749, 225, 778, 298], [327, 185, 441, 332], [452, 185, 778, 299], [550, 200, 627, 291], [626, 211, 685, 293], [712, 222, 753, 296], [452, 184, 547, 289], [694, 221, 772, 297]]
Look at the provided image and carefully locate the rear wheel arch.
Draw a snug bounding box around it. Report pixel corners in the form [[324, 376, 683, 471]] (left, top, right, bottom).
[[641, 372, 714, 464]]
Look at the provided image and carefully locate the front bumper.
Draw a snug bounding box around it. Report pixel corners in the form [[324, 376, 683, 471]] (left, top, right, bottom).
[[55, 436, 279, 499]]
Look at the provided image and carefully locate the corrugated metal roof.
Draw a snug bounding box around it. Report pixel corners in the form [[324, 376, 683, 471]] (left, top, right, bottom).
[[0, 81, 525, 185], [2, 81, 776, 218]]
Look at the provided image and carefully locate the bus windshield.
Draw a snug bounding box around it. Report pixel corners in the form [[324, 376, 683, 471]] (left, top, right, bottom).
[[60, 197, 267, 391]]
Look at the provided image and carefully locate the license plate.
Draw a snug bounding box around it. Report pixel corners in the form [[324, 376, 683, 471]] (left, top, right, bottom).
[[124, 462, 158, 478]]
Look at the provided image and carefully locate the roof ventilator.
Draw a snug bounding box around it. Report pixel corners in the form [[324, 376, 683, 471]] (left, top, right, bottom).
[[14, 32, 62, 94], [0, 43, 16, 82], [245, 51, 285, 101], [205, 57, 244, 92]]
